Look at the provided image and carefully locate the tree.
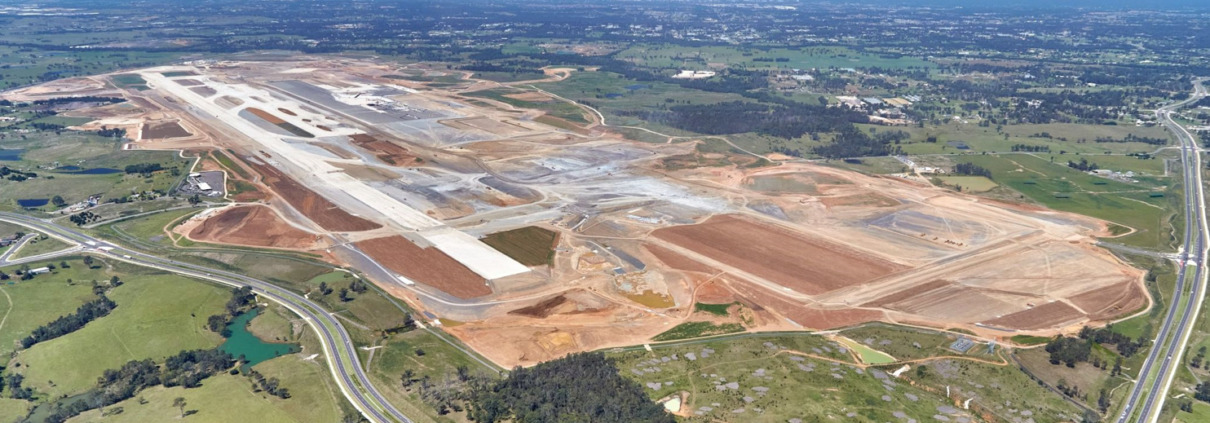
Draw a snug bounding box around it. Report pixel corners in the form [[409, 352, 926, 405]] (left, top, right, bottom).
[[338, 288, 351, 302], [52, 195, 66, 208], [173, 397, 187, 418], [83, 256, 94, 268]]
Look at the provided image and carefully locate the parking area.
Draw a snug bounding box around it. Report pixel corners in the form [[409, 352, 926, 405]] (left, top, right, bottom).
[[178, 171, 226, 197]]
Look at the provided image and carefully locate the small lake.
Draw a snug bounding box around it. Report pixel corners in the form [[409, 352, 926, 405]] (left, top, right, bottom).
[[625, 84, 648, 91], [17, 199, 49, 208], [58, 167, 122, 175], [0, 149, 23, 161], [221, 309, 301, 367]]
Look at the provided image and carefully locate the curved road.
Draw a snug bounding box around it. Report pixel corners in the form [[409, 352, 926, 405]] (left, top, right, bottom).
[[1117, 79, 1209, 423], [0, 212, 411, 423]]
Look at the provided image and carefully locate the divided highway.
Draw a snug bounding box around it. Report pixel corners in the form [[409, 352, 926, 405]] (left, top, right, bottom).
[[0, 212, 412, 423], [1117, 79, 1209, 423]]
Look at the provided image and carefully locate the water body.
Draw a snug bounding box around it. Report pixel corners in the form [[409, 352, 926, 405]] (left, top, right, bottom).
[[17, 199, 49, 208], [220, 309, 301, 367], [65, 168, 122, 175], [0, 149, 23, 161]]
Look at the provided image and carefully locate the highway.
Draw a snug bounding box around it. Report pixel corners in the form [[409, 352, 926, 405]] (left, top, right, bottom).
[[0, 212, 412, 423], [1117, 78, 1208, 423]]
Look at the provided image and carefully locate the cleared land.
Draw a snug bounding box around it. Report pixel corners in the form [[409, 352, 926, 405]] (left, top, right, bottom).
[[652, 214, 905, 295], [188, 205, 317, 249], [246, 107, 314, 138], [356, 236, 489, 299], [348, 133, 419, 166], [480, 226, 558, 266], [141, 120, 192, 139], [243, 157, 382, 232]]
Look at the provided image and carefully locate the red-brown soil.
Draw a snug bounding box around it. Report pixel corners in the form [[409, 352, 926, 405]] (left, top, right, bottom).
[[861, 279, 952, 307], [349, 134, 419, 166], [243, 158, 381, 232], [694, 281, 737, 304], [981, 301, 1084, 330], [356, 236, 489, 299], [247, 107, 287, 124], [653, 215, 906, 295], [645, 243, 718, 275], [189, 206, 316, 249], [1069, 282, 1148, 321], [729, 278, 883, 329], [508, 295, 570, 318]]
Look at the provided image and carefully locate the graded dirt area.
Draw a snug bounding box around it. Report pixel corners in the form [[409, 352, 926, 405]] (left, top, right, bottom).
[[140, 121, 192, 139], [652, 214, 906, 295], [30, 60, 1150, 369], [355, 236, 490, 299], [243, 157, 382, 232], [348, 134, 419, 166], [188, 205, 318, 249]]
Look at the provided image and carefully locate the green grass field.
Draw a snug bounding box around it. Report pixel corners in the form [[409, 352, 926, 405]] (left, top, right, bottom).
[[367, 329, 490, 423], [536, 70, 747, 138], [651, 321, 744, 342], [480, 226, 558, 266], [833, 336, 897, 364], [693, 302, 734, 316], [935, 175, 998, 192], [914, 357, 1084, 421], [0, 398, 32, 422], [462, 87, 589, 123], [1010, 335, 1053, 346], [8, 234, 72, 259], [110, 73, 148, 90], [615, 45, 934, 71], [955, 154, 1174, 249], [839, 324, 957, 362], [0, 257, 99, 357], [66, 354, 344, 423], [14, 264, 228, 397], [610, 334, 952, 422], [0, 140, 189, 212], [892, 122, 1170, 156]]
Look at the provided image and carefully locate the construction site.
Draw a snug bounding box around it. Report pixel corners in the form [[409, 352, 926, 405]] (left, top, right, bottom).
[[1, 58, 1149, 368]]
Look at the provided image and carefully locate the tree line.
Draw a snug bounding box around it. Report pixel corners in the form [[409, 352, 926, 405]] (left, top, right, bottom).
[[206, 286, 257, 337], [43, 349, 235, 423], [21, 295, 116, 348], [466, 352, 673, 423]]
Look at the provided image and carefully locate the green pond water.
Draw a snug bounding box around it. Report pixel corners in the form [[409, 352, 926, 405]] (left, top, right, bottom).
[[221, 309, 300, 367]]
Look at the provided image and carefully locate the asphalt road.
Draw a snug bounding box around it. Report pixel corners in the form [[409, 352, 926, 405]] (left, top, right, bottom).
[[0, 212, 411, 423], [1116, 79, 1209, 423]]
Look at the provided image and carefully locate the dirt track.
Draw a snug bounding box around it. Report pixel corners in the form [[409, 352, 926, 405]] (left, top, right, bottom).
[[188, 205, 317, 249]]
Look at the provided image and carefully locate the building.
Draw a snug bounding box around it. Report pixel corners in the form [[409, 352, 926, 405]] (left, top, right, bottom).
[[197, 182, 212, 192], [28, 267, 51, 275]]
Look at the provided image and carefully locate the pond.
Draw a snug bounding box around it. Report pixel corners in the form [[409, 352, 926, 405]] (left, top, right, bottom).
[[58, 167, 122, 175], [0, 149, 23, 161], [17, 199, 49, 208], [221, 308, 301, 367]]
